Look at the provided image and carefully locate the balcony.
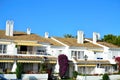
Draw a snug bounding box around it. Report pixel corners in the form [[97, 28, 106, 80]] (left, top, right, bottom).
[[17, 51, 50, 56], [0, 49, 50, 56], [0, 50, 7, 54]]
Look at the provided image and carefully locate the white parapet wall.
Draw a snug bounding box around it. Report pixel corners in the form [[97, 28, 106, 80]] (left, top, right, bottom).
[[76, 75, 120, 80], [94, 68, 105, 74], [0, 74, 16, 79], [22, 74, 48, 80]]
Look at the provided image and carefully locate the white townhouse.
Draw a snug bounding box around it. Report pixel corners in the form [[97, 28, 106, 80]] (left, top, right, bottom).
[[0, 20, 120, 78], [50, 31, 120, 77], [0, 20, 64, 74]]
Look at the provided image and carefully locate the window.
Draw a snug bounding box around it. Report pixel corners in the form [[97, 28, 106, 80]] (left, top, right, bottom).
[[37, 49, 46, 55], [0, 63, 5, 69], [78, 51, 84, 59], [71, 50, 84, 59], [0, 44, 7, 53], [78, 51, 80, 59], [94, 52, 96, 54], [23, 63, 33, 72]]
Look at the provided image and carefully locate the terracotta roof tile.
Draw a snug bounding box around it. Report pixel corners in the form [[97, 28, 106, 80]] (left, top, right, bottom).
[[0, 30, 62, 46], [97, 42, 120, 48], [86, 38, 120, 48], [54, 37, 102, 48]]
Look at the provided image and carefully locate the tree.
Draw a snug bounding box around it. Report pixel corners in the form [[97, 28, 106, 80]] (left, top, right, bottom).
[[115, 57, 120, 73], [102, 34, 120, 47], [102, 34, 117, 45], [16, 63, 23, 79], [64, 34, 74, 38], [116, 36, 120, 46], [58, 54, 69, 78]]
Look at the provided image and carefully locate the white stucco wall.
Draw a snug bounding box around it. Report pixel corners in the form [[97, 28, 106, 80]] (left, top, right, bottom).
[[85, 50, 95, 60], [7, 43, 16, 54]]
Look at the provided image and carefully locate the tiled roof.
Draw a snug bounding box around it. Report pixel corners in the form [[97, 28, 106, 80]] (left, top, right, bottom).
[[0, 30, 62, 46], [86, 38, 120, 48], [97, 41, 120, 48], [1, 30, 119, 48], [53, 37, 102, 48]]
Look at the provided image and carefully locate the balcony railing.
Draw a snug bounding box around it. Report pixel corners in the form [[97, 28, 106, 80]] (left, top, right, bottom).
[[0, 50, 51, 56], [0, 50, 7, 54], [17, 51, 50, 55]]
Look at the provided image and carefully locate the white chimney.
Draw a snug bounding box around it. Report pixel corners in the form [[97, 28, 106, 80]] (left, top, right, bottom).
[[93, 32, 100, 43], [6, 21, 10, 36], [77, 30, 84, 44], [45, 32, 49, 38], [9, 21, 14, 36], [27, 28, 31, 35], [6, 20, 14, 36]]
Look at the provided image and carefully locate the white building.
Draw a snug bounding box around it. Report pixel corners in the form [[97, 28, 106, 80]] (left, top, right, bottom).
[[0, 21, 120, 78], [0, 21, 62, 74], [50, 31, 120, 77]]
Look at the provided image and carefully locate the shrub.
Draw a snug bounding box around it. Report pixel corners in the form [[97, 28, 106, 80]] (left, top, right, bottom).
[[58, 54, 69, 78], [102, 73, 110, 80], [115, 57, 120, 72], [8, 72, 16, 74], [72, 71, 78, 78], [0, 72, 3, 74], [40, 63, 47, 73], [16, 63, 23, 79]]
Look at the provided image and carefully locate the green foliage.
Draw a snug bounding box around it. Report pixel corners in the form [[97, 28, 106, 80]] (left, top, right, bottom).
[[102, 73, 110, 80], [40, 63, 47, 73], [16, 63, 23, 79], [102, 34, 117, 44], [64, 34, 75, 38], [102, 34, 120, 46], [0, 72, 3, 74], [8, 72, 16, 74], [72, 71, 78, 78]]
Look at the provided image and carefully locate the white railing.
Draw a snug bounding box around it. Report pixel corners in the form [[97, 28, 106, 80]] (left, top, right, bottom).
[[0, 51, 51, 57], [17, 51, 50, 55], [0, 50, 7, 54]]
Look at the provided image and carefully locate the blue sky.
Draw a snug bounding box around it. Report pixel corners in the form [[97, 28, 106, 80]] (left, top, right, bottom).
[[0, 0, 120, 38]]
